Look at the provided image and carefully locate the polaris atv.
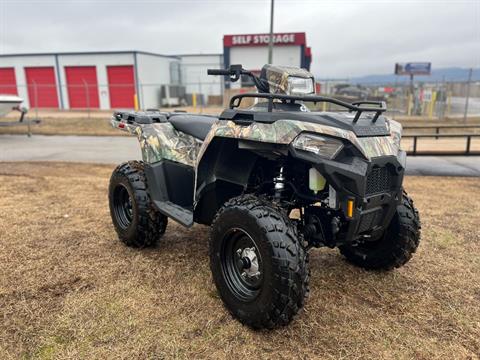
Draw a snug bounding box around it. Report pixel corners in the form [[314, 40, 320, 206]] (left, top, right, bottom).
[[108, 64, 421, 329]]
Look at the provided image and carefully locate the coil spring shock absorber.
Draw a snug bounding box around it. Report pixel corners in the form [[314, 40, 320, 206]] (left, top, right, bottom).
[[273, 166, 286, 200]]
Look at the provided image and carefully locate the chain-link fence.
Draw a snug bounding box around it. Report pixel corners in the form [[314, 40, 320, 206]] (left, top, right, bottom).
[[1, 81, 224, 114], [316, 80, 480, 120], [2, 79, 479, 120]]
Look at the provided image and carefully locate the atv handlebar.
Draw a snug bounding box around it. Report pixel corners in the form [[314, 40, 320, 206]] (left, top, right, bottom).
[[209, 66, 387, 123]]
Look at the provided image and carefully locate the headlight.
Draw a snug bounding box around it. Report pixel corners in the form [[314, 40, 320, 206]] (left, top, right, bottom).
[[293, 133, 344, 159], [389, 119, 402, 149], [287, 76, 314, 95], [391, 131, 401, 149]]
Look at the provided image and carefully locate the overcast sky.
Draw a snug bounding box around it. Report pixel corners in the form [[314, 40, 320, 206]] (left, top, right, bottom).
[[0, 0, 478, 77]]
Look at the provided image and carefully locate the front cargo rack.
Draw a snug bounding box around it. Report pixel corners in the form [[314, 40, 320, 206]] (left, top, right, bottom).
[[229, 93, 387, 123]]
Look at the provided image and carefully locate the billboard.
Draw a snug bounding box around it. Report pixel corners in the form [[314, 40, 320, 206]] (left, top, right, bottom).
[[395, 62, 431, 76]]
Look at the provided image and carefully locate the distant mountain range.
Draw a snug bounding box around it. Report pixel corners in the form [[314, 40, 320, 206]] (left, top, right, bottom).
[[322, 67, 480, 85]]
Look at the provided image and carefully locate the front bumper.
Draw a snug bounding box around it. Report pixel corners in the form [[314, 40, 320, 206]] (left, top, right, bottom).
[[290, 145, 406, 243]]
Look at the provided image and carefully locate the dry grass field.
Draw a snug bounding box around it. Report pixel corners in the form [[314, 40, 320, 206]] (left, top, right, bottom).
[[0, 162, 479, 359], [0, 108, 223, 137], [1, 109, 479, 138], [0, 117, 122, 137]]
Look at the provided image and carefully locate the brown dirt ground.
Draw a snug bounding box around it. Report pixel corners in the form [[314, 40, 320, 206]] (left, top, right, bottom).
[[0, 162, 479, 359]]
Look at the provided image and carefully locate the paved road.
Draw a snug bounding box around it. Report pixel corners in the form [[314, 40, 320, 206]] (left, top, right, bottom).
[[1, 135, 479, 176]]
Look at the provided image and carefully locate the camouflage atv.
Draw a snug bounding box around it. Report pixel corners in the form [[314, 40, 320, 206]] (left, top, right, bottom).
[[108, 64, 421, 329]]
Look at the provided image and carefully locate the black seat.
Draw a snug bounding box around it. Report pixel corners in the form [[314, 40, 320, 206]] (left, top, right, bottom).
[[168, 114, 218, 141]]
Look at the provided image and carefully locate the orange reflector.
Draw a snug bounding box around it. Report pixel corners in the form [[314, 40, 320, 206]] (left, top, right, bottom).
[[347, 199, 354, 218]]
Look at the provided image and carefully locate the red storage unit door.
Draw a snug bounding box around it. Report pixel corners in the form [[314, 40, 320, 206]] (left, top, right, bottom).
[[65, 66, 100, 109], [0, 68, 18, 95], [25, 67, 59, 108], [107, 65, 135, 108]]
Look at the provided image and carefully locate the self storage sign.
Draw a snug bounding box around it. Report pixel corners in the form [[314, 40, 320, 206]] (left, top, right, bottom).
[[224, 33, 306, 47]]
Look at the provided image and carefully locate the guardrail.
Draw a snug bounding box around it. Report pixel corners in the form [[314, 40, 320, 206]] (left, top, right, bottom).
[[403, 133, 480, 156], [403, 124, 480, 137]]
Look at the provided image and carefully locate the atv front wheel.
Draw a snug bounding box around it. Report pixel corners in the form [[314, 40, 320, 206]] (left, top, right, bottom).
[[339, 190, 421, 270], [109, 161, 167, 247], [209, 195, 309, 329]]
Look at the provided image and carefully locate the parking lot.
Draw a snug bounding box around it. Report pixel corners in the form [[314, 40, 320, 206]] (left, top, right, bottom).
[[1, 133, 480, 176]]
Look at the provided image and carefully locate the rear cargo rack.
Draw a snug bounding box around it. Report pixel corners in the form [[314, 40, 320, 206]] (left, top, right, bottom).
[[229, 93, 387, 123]]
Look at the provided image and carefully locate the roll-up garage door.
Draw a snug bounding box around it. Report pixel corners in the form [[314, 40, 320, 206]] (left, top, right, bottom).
[[107, 65, 135, 108], [0, 68, 18, 95], [24, 67, 59, 108], [65, 66, 100, 109]]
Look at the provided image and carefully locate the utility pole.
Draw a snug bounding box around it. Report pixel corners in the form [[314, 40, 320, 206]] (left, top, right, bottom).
[[408, 73, 415, 116], [463, 68, 473, 122], [268, 0, 274, 64]]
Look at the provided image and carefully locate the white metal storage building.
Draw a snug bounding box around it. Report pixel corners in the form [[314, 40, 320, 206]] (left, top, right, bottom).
[[0, 51, 181, 110], [178, 54, 224, 98]]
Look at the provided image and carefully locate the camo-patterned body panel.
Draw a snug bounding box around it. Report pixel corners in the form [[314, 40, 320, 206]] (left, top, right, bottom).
[[358, 119, 402, 159], [197, 119, 401, 163], [112, 116, 401, 167], [111, 118, 201, 166], [263, 64, 314, 95]]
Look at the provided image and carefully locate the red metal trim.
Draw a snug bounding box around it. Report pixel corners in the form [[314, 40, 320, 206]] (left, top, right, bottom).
[[107, 65, 135, 109], [0, 67, 18, 95], [65, 66, 100, 109], [24, 67, 59, 108]]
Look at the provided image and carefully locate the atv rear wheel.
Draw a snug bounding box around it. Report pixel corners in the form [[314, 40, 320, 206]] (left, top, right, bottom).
[[109, 161, 167, 247], [209, 195, 309, 329], [339, 190, 421, 270]]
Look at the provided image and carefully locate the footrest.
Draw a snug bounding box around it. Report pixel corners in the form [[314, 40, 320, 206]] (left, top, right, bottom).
[[153, 200, 193, 227]]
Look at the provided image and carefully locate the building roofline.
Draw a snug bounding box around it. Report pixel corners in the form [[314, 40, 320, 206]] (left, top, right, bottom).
[[136, 51, 181, 59], [174, 53, 222, 57], [0, 50, 180, 59]]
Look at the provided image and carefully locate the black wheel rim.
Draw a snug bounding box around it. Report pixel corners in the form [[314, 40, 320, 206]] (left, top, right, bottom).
[[113, 184, 134, 230], [220, 228, 264, 302], [354, 217, 396, 253]]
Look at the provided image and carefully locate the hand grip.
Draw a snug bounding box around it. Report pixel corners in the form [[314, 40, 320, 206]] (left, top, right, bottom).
[[207, 69, 231, 75]]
